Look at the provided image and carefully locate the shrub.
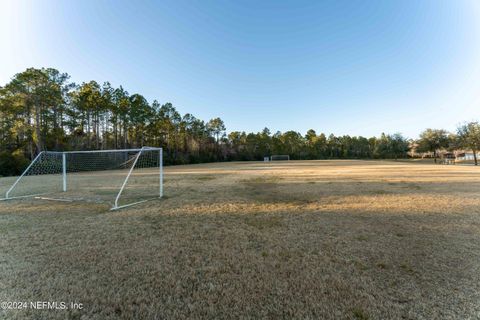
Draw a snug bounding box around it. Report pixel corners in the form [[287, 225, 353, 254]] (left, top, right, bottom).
[[0, 150, 29, 177]]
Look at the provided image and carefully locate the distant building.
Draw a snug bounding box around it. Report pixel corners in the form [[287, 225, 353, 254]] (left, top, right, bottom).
[[440, 152, 455, 160], [455, 151, 480, 161]]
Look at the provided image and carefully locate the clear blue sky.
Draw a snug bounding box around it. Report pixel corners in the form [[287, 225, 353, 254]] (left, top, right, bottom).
[[1, 0, 480, 138]]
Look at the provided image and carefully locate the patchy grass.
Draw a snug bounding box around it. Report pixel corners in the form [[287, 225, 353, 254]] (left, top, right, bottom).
[[194, 175, 217, 181], [355, 235, 370, 241], [352, 308, 370, 320], [240, 175, 281, 184], [399, 263, 417, 275], [376, 262, 388, 270], [1, 160, 480, 319], [243, 215, 283, 230]]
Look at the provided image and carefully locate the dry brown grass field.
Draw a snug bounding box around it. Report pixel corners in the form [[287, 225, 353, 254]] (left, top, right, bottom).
[[1, 160, 480, 319]]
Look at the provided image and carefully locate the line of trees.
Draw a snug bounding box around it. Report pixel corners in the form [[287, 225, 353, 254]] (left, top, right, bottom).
[[0, 67, 479, 176]]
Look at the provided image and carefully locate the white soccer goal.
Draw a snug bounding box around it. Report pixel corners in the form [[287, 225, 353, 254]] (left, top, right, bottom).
[[270, 155, 290, 161], [2, 147, 163, 210]]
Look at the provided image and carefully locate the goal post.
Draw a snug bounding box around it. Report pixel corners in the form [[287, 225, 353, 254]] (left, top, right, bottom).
[[270, 155, 290, 161], [5, 151, 63, 200], [2, 147, 163, 210], [111, 147, 163, 210]]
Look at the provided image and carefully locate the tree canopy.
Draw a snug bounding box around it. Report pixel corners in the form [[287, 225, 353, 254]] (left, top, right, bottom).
[[457, 122, 480, 165], [417, 129, 450, 163]]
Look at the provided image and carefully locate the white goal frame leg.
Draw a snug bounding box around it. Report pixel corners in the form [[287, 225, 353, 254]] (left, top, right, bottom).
[[111, 149, 143, 210], [3, 151, 46, 200], [111, 147, 163, 211], [62, 152, 67, 192], [160, 148, 163, 198]]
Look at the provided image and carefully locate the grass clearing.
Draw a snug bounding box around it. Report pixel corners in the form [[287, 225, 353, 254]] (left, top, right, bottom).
[[1, 160, 480, 319]]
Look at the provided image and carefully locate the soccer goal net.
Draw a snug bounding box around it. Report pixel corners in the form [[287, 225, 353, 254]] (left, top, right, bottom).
[[270, 155, 290, 161], [2, 147, 163, 210]]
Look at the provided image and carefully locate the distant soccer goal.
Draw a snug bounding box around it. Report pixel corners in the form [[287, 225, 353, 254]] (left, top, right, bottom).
[[1, 147, 163, 210], [270, 155, 290, 161]]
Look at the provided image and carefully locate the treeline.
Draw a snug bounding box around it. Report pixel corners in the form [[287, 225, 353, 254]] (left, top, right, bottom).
[[1, 67, 478, 176], [227, 130, 409, 161]]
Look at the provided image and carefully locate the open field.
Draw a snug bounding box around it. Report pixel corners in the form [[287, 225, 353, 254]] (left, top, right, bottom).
[[1, 160, 480, 319]]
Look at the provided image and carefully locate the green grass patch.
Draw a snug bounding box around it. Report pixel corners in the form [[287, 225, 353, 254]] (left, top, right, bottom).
[[244, 215, 283, 230], [195, 176, 216, 181]]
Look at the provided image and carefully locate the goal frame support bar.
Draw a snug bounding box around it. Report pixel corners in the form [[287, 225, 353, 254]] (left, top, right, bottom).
[[62, 153, 67, 192], [111, 147, 164, 210], [5, 151, 45, 200], [112, 148, 143, 210]]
